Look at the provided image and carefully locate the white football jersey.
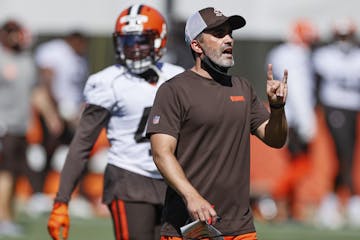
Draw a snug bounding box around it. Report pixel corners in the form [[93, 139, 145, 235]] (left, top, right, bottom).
[[83, 62, 184, 178], [313, 43, 360, 111], [35, 39, 88, 120], [267, 42, 316, 142]]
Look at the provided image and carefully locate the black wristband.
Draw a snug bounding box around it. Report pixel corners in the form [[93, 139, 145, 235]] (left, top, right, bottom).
[[269, 103, 285, 109]]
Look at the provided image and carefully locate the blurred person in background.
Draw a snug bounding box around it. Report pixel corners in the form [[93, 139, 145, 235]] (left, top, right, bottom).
[[265, 19, 318, 221], [47, 4, 184, 240], [26, 30, 89, 212], [313, 18, 360, 229], [0, 19, 61, 237]]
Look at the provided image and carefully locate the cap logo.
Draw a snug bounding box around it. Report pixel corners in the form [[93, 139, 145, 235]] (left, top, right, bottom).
[[120, 15, 148, 32], [213, 9, 224, 17]]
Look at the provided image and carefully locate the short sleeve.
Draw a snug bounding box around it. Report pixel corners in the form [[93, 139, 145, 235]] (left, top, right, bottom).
[[250, 85, 269, 134], [35, 44, 60, 69], [146, 82, 181, 139], [83, 74, 116, 111]]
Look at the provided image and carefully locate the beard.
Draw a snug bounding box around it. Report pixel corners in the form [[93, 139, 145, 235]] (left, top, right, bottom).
[[202, 44, 234, 68]]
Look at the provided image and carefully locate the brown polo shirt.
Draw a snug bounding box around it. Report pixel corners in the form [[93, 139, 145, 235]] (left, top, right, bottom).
[[147, 69, 269, 236]]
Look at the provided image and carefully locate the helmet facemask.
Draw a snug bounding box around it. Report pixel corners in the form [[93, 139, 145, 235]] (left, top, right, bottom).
[[114, 30, 161, 74]]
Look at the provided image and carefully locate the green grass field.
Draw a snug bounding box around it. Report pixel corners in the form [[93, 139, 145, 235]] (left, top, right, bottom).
[[255, 221, 360, 240], [1, 215, 360, 240]]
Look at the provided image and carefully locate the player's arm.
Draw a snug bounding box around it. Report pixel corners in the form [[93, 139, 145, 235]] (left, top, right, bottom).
[[55, 104, 110, 202], [48, 104, 110, 240], [31, 84, 63, 136], [255, 64, 288, 148], [150, 133, 218, 224], [33, 65, 67, 136], [38, 67, 56, 102]]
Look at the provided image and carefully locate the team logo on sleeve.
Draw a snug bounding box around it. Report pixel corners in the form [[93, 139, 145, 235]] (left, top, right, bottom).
[[152, 115, 160, 124]]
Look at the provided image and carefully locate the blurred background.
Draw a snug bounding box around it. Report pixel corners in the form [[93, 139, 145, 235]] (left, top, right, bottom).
[[1, 0, 360, 239], [2, 0, 359, 93], [2, 0, 360, 95]]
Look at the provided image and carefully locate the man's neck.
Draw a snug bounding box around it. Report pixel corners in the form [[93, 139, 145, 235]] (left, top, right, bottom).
[[191, 56, 232, 86], [191, 62, 212, 79]]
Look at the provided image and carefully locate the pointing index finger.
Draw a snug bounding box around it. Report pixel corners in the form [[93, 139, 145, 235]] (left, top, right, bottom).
[[267, 64, 273, 81]]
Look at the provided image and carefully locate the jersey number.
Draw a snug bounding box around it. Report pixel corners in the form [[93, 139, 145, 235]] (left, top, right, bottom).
[[134, 107, 151, 143]]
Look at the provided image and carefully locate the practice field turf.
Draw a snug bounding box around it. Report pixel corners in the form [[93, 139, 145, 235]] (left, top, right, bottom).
[[2, 215, 360, 240], [255, 221, 360, 240]]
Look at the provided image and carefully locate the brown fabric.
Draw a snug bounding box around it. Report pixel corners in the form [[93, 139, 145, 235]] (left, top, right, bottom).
[[0, 134, 27, 175], [55, 104, 110, 203], [108, 200, 129, 240], [147, 70, 269, 236], [103, 164, 166, 205], [160, 231, 257, 240], [199, 7, 246, 31], [108, 199, 163, 240]]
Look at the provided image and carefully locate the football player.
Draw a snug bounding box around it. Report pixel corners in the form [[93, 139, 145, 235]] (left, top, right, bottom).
[[47, 4, 184, 240], [0, 19, 61, 237], [314, 18, 360, 229]]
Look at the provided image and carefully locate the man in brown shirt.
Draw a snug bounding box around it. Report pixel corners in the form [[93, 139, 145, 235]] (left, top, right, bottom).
[[146, 7, 288, 239]]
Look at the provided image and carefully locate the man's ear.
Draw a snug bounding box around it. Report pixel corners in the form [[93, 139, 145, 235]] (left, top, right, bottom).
[[190, 40, 203, 54]]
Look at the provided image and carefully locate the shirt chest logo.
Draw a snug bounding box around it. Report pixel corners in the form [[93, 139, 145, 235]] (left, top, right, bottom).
[[230, 95, 245, 102]]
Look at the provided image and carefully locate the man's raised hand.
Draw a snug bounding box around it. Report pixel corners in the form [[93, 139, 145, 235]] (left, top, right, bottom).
[[266, 63, 288, 108]]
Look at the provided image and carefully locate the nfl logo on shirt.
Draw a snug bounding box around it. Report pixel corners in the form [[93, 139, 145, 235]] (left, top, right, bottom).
[[152, 115, 160, 124]]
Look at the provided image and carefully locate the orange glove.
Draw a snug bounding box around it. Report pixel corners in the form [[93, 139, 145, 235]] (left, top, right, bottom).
[[47, 202, 70, 240]]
